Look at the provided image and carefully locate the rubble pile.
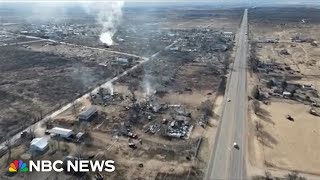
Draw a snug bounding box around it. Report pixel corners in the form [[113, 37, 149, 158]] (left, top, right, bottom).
[[90, 87, 124, 106]]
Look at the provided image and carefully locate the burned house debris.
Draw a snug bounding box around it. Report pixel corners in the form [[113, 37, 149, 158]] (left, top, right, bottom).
[[166, 120, 192, 139], [90, 86, 124, 106], [198, 114, 209, 128], [221, 31, 235, 41], [279, 49, 290, 55]]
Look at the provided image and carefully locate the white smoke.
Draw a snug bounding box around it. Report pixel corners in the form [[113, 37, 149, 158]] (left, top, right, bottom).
[[143, 79, 156, 98], [100, 31, 114, 46], [105, 82, 114, 96], [85, 1, 124, 46], [101, 1, 124, 46], [144, 80, 151, 97]]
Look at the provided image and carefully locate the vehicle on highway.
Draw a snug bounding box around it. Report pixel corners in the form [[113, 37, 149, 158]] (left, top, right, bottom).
[[20, 131, 28, 138], [233, 142, 240, 149], [286, 115, 294, 121]]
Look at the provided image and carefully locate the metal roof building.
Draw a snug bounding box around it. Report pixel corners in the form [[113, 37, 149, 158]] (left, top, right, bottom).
[[79, 106, 98, 121], [30, 137, 48, 152], [49, 127, 73, 138]]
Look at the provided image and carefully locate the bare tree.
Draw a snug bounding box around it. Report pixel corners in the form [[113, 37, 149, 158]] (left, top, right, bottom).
[[252, 100, 261, 115], [48, 139, 56, 151], [218, 76, 227, 94], [128, 80, 138, 103], [264, 171, 273, 180], [282, 80, 288, 90], [200, 99, 214, 117], [285, 171, 306, 180], [98, 87, 104, 102], [75, 144, 84, 159], [255, 120, 264, 132], [251, 85, 260, 100], [255, 120, 264, 140], [5, 137, 11, 162], [249, 43, 259, 73], [72, 102, 78, 118], [29, 125, 36, 139], [89, 92, 94, 103]]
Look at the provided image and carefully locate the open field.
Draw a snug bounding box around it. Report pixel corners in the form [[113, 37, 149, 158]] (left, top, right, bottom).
[[248, 7, 320, 179], [252, 101, 320, 173]]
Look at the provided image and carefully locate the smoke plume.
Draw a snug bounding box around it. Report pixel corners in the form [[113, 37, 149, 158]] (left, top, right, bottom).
[[98, 1, 124, 46], [105, 82, 114, 95], [82, 1, 124, 46]]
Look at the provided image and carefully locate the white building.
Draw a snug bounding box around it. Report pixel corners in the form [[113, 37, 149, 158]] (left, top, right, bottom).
[[222, 32, 235, 40], [49, 127, 73, 138], [283, 91, 291, 97], [30, 137, 48, 152], [302, 84, 314, 90]]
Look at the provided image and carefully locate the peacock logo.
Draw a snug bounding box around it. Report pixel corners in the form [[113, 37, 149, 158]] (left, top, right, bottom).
[[9, 160, 28, 173]]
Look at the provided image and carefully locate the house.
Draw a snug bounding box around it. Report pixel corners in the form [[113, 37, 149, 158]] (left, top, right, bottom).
[[169, 46, 180, 51], [79, 106, 98, 121], [30, 137, 48, 152], [112, 58, 129, 66], [49, 127, 73, 138], [20, 31, 28, 35], [222, 32, 235, 40], [166, 120, 190, 138]]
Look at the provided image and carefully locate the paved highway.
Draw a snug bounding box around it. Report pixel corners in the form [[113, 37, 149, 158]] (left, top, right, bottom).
[[206, 9, 248, 180]]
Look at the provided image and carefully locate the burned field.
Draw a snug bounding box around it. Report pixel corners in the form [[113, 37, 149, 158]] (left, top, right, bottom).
[[248, 7, 320, 178], [0, 6, 240, 180], [0, 41, 141, 142]]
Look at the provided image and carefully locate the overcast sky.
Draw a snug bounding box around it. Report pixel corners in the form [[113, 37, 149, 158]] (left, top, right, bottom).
[[0, 0, 318, 3], [0, 0, 320, 7]]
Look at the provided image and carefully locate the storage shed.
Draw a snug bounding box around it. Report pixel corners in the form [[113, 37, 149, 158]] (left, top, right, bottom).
[[30, 137, 48, 152], [49, 127, 73, 138], [79, 106, 98, 121]]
